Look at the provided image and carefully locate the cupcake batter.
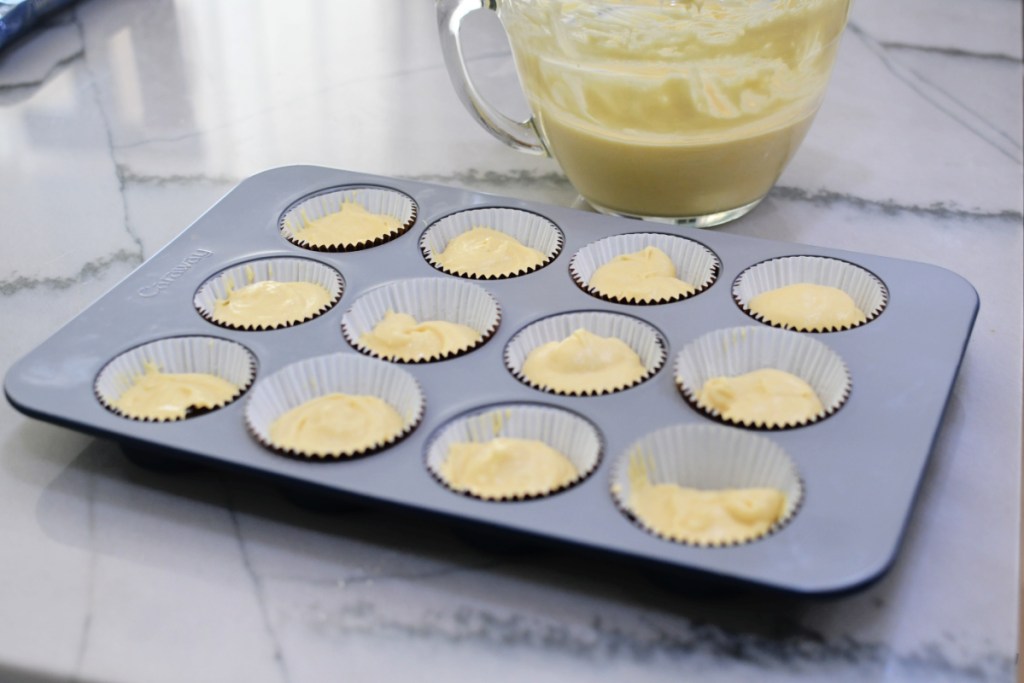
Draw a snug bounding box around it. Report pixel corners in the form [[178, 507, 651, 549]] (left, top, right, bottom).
[[293, 200, 401, 247], [434, 227, 546, 277], [522, 328, 646, 394], [269, 392, 405, 457], [112, 363, 240, 421], [500, 0, 849, 217], [748, 282, 866, 331], [359, 310, 481, 361], [627, 456, 786, 545], [696, 368, 823, 426], [441, 437, 577, 498], [212, 279, 332, 329], [588, 246, 695, 302]]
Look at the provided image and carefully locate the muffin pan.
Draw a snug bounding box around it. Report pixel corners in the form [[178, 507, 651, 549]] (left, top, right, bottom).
[[4, 166, 978, 595]]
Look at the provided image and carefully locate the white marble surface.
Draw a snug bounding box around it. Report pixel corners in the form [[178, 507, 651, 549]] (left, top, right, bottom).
[[0, 1, 1021, 681]]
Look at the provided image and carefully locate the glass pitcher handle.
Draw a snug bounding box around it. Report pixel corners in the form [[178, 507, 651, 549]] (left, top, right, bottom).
[[436, 0, 548, 156]]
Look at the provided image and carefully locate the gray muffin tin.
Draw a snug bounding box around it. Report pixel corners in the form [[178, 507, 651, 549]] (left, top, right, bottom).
[[4, 166, 979, 595]]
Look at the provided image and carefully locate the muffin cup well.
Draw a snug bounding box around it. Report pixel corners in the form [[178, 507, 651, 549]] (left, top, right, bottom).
[[504, 311, 667, 396], [425, 403, 602, 501], [570, 232, 720, 305], [674, 326, 851, 429], [279, 185, 417, 252], [610, 423, 804, 547], [95, 336, 256, 422], [341, 278, 500, 363], [194, 256, 343, 331], [420, 207, 563, 279], [244, 353, 424, 460], [733, 256, 888, 332]]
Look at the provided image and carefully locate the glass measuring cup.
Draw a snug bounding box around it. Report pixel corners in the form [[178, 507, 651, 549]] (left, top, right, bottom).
[[437, 0, 850, 227]]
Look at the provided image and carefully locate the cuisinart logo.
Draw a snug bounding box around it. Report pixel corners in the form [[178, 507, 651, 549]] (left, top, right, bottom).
[[137, 249, 213, 298]]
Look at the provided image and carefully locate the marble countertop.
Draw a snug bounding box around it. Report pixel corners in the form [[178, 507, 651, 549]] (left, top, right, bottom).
[[1, 1, 1020, 681]]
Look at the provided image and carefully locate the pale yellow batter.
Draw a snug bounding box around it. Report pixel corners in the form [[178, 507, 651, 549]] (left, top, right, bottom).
[[627, 456, 786, 544], [748, 282, 866, 331], [212, 279, 332, 329], [292, 201, 401, 248], [588, 246, 696, 302], [499, 0, 850, 217], [112, 363, 241, 421], [522, 328, 646, 394], [434, 227, 546, 277], [268, 392, 405, 457], [359, 310, 482, 361], [696, 368, 823, 426], [440, 437, 578, 498]]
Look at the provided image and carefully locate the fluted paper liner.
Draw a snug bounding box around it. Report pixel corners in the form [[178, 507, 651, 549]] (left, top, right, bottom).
[[733, 255, 888, 332], [279, 185, 417, 251], [505, 311, 666, 396], [425, 403, 602, 501], [95, 336, 256, 422], [341, 278, 500, 363], [674, 326, 851, 429], [245, 353, 424, 459], [420, 207, 563, 279], [610, 423, 804, 547], [194, 257, 343, 331], [570, 232, 720, 305]]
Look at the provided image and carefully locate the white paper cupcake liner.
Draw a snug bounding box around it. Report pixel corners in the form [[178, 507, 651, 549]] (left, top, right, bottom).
[[674, 326, 851, 429], [610, 423, 804, 547], [244, 352, 424, 460], [505, 311, 667, 396], [420, 207, 563, 279], [193, 256, 344, 331], [341, 277, 501, 363], [425, 402, 603, 501], [732, 256, 888, 332], [95, 336, 257, 422], [279, 185, 418, 251], [569, 232, 721, 305]]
